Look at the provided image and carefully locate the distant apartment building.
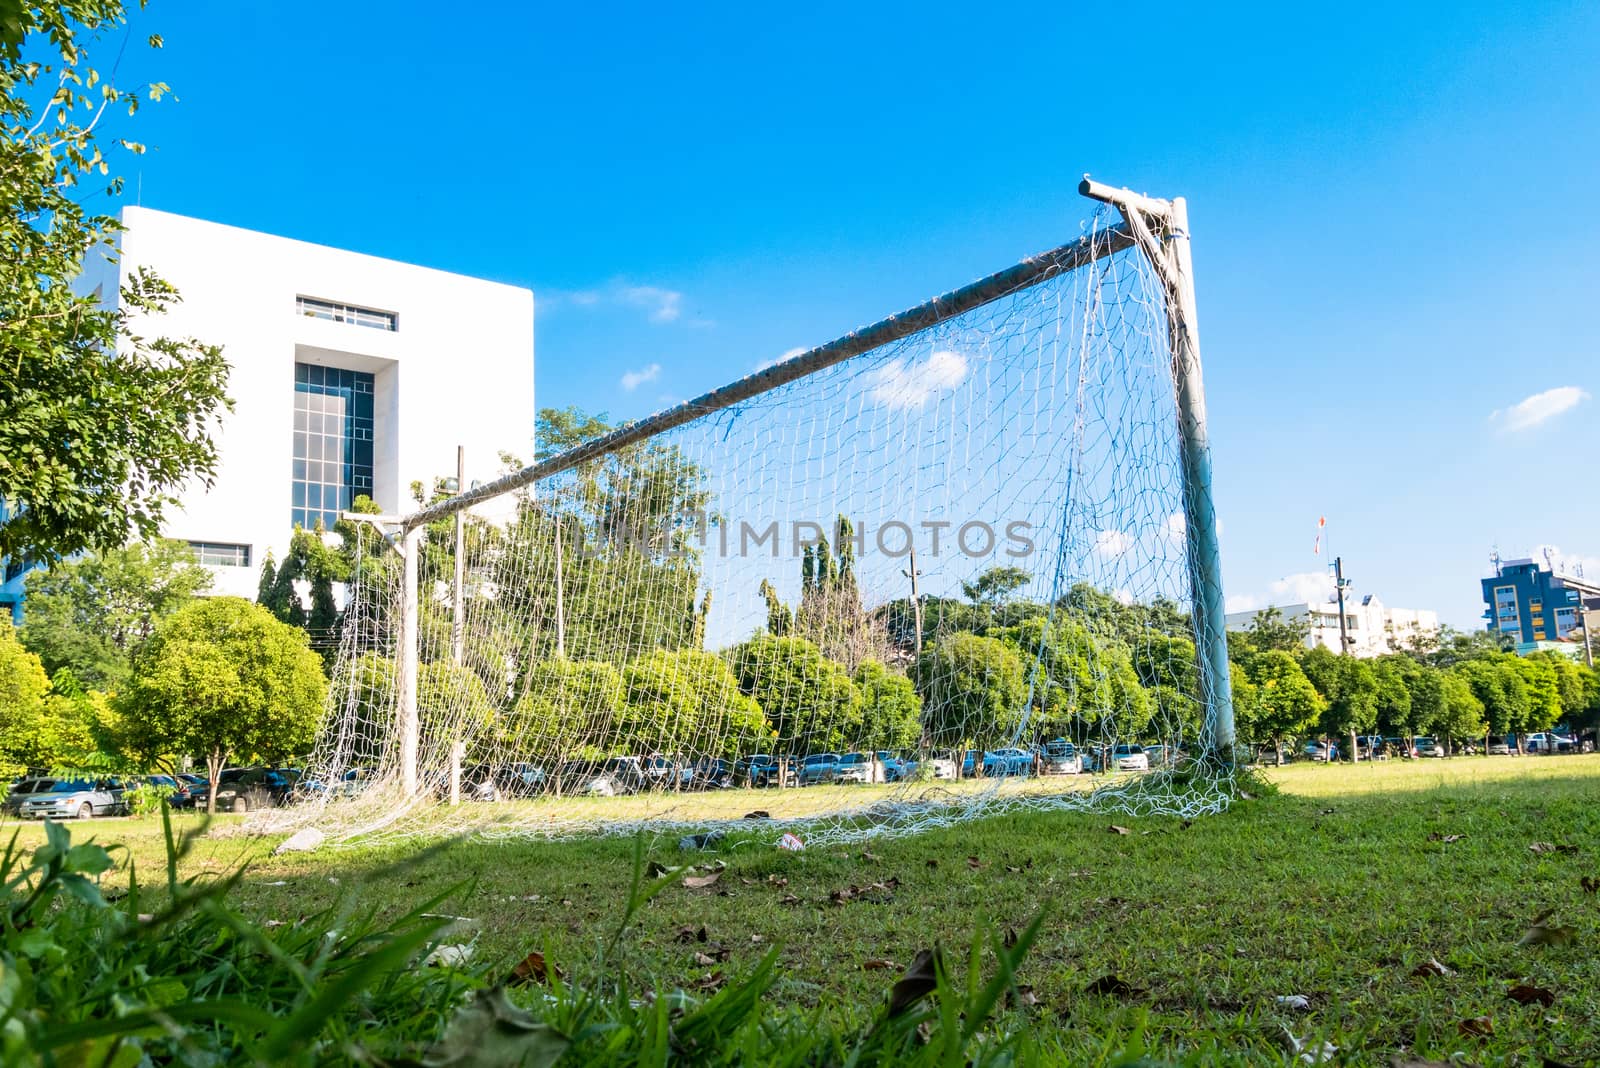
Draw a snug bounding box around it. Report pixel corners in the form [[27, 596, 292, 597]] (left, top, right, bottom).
[[1480, 556, 1600, 655], [1224, 595, 1440, 658], [1, 207, 535, 612]]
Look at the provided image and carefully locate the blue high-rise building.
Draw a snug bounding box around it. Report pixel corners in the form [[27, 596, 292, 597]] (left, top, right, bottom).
[[1481, 556, 1600, 654]]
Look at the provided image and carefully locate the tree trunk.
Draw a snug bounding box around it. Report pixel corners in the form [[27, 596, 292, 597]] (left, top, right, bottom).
[[206, 749, 225, 814], [1349, 728, 1359, 764], [1273, 738, 1284, 766]]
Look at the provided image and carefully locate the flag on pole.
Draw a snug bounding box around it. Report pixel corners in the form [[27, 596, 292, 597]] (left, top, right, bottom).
[[1313, 516, 1326, 555]]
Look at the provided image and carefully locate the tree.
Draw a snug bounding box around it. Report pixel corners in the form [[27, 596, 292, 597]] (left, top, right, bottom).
[[417, 660, 498, 765], [758, 579, 793, 637], [1299, 646, 1379, 760], [996, 616, 1151, 742], [915, 633, 1027, 750], [961, 566, 1030, 608], [1243, 607, 1311, 654], [1454, 656, 1529, 745], [1238, 650, 1323, 764], [115, 598, 327, 811], [18, 539, 211, 689], [0, 4, 231, 563], [623, 649, 767, 760], [793, 517, 882, 671], [0, 623, 49, 774], [728, 635, 856, 754], [1431, 671, 1485, 752], [507, 659, 624, 793], [852, 660, 921, 751]]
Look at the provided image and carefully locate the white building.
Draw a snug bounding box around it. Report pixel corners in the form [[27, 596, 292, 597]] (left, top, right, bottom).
[[1224, 595, 1440, 658], [90, 207, 535, 598]]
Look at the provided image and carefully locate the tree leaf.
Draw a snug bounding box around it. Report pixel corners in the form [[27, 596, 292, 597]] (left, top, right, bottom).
[[1506, 983, 1555, 1007], [1410, 957, 1454, 978], [421, 987, 569, 1068], [886, 948, 942, 1017]]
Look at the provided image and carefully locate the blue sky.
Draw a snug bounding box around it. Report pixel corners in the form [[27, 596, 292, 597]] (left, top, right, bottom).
[[96, 1, 1599, 629]]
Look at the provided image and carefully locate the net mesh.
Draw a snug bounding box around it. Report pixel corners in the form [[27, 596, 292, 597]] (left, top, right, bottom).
[[264, 207, 1235, 845]]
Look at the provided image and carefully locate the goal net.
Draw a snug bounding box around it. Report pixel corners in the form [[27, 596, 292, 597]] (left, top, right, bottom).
[[269, 188, 1237, 845]]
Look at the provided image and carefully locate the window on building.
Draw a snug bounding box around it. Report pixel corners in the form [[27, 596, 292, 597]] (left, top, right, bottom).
[[188, 541, 251, 568], [1492, 585, 1519, 630], [292, 364, 375, 531], [1555, 606, 1577, 637], [296, 295, 397, 332]]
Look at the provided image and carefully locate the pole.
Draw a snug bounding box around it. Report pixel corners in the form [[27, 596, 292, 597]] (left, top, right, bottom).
[[399, 525, 421, 796], [1093, 186, 1236, 763], [452, 446, 466, 666], [553, 516, 566, 659], [902, 547, 923, 664], [1332, 555, 1357, 762]]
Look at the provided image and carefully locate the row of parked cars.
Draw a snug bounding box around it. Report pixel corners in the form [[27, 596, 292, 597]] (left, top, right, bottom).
[[1298, 731, 1595, 762], [2, 767, 313, 818]]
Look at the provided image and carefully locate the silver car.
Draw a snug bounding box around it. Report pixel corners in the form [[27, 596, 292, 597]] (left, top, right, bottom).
[[11, 778, 125, 820]]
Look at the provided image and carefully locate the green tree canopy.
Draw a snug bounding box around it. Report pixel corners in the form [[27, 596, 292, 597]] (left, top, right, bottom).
[[0, 623, 50, 774], [852, 660, 922, 751], [915, 632, 1027, 749], [1237, 650, 1324, 759], [19, 538, 211, 689], [0, 3, 231, 563], [115, 597, 327, 810], [728, 635, 856, 753], [508, 659, 625, 776], [623, 649, 767, 759]]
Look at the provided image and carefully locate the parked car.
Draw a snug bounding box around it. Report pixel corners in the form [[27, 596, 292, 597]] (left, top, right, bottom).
[[1141, 744, 1182, 769], [1112, 744, 1149, 772], [836, 752, 874, 784], [1486, 737, 1515, 756], [291, 767, 375, 802], [1382, 737, 1418, 759], [959, 750, 984, 778], [556, 759, 644, 796], [1413, 735, 1446, 758], [983, 748, 1034, 777], [1303, 741, 1337, 763], [1037, 739, 1082, 775], [494, 762, 549, 797], [643, 755, 693, 789], [206, 767, 300, 813], [688, 757, 734, 790], [798, 753, 841, 785], [876, 750, 914, 782], [920, 753, 959, 780], [735, 754, 784, 787], [1525, 732, 1577, 754], [11, 778, 126, 820], [135, 774, 192, 807]]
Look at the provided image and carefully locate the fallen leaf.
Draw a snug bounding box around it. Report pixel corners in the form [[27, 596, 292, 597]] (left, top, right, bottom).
[[1084, 974, 1145, 998], [1518, 910, 1577, 947], [1581, 875, 1599, 894], [1274, 994, 1311, 1010], [743, 810, 770, 819], [766, 875, 788, 888], [1010, 983, 1040, 1008], [861, 851, 882, 862], [422, 986, 568, 1068], [1529, 842, 1579, 856], [682, 871, 722, 890], [750, 934, 765, 944], [778, 894, 800, 906], [425, 943, 474, 968], [967, 856, 983, 869], [862, 958, 899, 971], [1107, 825, 1131, 836], [925, 859, 938, 870], [1458, 1016, 1494, 1038], [508, 949, 564, 986], [887, 949, 942, 1017], [1507, 982, 1556, 1007], [1003, 928, 1019, 949], [1426, 832, 1465, 843], [1180, 819, 1193, 830], [1411, 957, 1455, 978], [646, 861, 676, 878], [693, 971, 726, 993], [693, 951, 719, 966]]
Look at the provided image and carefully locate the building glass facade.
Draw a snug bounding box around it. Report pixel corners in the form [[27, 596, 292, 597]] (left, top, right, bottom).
[[292, 363, 374, 531]]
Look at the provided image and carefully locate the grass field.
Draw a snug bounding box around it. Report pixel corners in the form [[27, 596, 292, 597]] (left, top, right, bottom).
[[10, 756, 1600, 1064]]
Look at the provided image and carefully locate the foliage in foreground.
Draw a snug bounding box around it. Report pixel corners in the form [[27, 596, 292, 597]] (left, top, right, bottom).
[[0, 813, 1069, 1067]]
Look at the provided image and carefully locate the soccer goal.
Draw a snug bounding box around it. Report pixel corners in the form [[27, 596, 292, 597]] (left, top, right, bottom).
[[271, 180, 1237, 844]]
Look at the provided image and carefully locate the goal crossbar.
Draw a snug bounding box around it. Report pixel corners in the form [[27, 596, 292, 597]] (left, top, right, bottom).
[[401, 223, 1137, 532]]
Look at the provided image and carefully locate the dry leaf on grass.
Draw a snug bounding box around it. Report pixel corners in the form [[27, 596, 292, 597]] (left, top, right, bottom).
[[1457, 1016, 1494, 1038], [508, 949, 564, 986], [1529, 842, 1579, 856], [862, 958, 899, 971], [967, 856, 983, 869], [766, 875, 788, 888], [1084, 974, 1145, 998], [1107, 825, 1131, 836], [1274, 994, 1311, 1010], [1426, 832, 1465, 843], [886, 949, 942, 1018], [1008, 984, 1040, 1008], [682, 871, 722, 890], [779, 894, 801, 906], [1410, 957, 1454, 978], [743, 810, 770, 819], [1506, 982, 1556, 1007], [861, 851, 882, 862], [1579, 875, 1598, 894], [693, 972, 726, 993], [1518, 909, 1577, 948], [925, 859, 938, 870]]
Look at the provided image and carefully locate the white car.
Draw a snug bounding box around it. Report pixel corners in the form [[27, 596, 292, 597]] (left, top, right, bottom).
[[10, 778, 126, 820], [1112, 745, 1149, 772], [836, 753, 873, 784], [921, 755, 959, 780]]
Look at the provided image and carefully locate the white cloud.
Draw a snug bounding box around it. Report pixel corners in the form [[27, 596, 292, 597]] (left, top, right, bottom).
[[568, 290, 600, 306], [1529, 544, 1600, 581], [869, 350, 968, 410], [1161, 512, 1187, 547], [755, 346, 808, 373], [1225, 593, 1262, 614], [620, 363, 661, 391], [618, 285, 683, 324], [1092, 528, 1134, 559], [1490, 386, 1589, 432]]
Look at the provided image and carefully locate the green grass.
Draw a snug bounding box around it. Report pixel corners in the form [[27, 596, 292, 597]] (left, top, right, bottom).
[[11, 755, 1600, 1065]]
